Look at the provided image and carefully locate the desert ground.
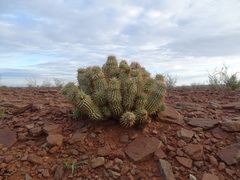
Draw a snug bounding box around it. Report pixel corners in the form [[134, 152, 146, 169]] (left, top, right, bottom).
[[0, 87, 240, 180]]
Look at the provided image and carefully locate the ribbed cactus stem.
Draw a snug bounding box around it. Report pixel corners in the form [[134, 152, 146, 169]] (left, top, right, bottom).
[[146, 83, 166, 115], [120, 112, 136, 127], [76, 91, 104, 121], [107, 78, 123, 118], [122, 79, 137, 111], [78, 67, 94, 94], [119, 60, 129, 69], [62, 82, 79, 106], [73, 109, 84, 119], [144, 78, 155, 94], [131, 69, 144, 92], [91, 66, 107, 94], [93, 92, 107, 106], [103, 55, 119, 78], [135, 109, 148, 123], [135, 92, 147, 110], [141, 67, 151, 81], [130, 62, 141, 69], [119, 60, 130, 83], [101, 106, 111, 118]]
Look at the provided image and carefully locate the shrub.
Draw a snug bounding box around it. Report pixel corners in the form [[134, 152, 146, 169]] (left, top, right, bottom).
[[62, 55, 166, 127], [54, 78, 65, 87], [26, 75, 37, 87], [163, 73, 178, 89], [41, 79, 52, 87], [207, 64, 240, 90]]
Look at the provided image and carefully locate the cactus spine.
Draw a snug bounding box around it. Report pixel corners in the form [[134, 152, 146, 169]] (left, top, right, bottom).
[[120, 112, 136, 128], [122, 79, 137, 111], [62, 55, 167, 127], [107, 78, 123, 118], [146, 83, 166, 115]]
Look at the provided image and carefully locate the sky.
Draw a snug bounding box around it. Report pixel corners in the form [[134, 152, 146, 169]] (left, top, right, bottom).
[[1, 0, 240, 86]]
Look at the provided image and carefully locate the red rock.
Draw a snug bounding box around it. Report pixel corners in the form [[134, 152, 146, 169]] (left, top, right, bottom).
[[28, 155, 43, 165], [90, 157, 105, 168], [49, 146, 60, 153], [218, 162, 226, 171], [158, 159, 176, 180], [0, 163, 7, 168], [154, 149, 167, 160], [220, 120, 240, 132], [54, 165, 65, 180], [97, 144, 111, 156], [184, 144, 203, 160], [211, 127, 228, 139], [109, 149, 126, 160], [0, 128, 17, 148], [29, 127, 42, 137], [202, 173, 219, 180], [217, 143, 240, 165], [176, 128, 194, 142], [68, 130, 87, 144], [47, 134, 63, 146], [176, 156, 192, 169], [225, 168, 235, 177], [4, 155, 13, 163], [222, 102, 240, 109], [208, 155, 218, 167], [188, 118, 218, 129], [175, 102, 202, 110], [43, 124, 62, 135], [158, 105, 184, 125], [42, 169, 50, 178], [125, 137, 163, 162], [176, 149, 184, 156], [177, 140, 187, 147]]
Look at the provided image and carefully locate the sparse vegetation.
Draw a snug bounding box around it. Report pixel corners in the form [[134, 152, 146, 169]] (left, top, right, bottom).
[[207, 64, 240, 90], [41, 79, 52, 87], [0, 108, 6, 116], [53, 78, 65, 87], [62, 157, 88, 176], [26, 75, 37, 87], [163, 73, 179, 89]]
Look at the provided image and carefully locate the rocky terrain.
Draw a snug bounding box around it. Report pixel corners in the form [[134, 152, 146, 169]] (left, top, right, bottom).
[[0, 87, 240, 180]]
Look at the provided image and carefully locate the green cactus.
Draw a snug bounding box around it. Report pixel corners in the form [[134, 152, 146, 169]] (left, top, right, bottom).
[[135, 92, 147, 110], [122, 79, 137, 111], [62, 55, 167, 127], [107, 78, 123, 118], [120, 112, 136, 128], [135, 109, 148, 123], [146, 82, 166, 114], [144, 78, 155, 94], [103, 55, 119, 78], [76, 91, 104, 121], [62, 82, 79, 106], [131, 69, 144, 92]]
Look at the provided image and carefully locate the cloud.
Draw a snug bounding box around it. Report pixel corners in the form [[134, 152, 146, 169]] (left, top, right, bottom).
[[0, 0, 240, 86]]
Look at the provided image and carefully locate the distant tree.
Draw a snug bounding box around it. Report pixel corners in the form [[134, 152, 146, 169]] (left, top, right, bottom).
[[41, 79, 52, 87], [207, 64, 240, 90], [163, 73, 179, 89], [53, 78, 65, 87], [26, 75, 37, 87]]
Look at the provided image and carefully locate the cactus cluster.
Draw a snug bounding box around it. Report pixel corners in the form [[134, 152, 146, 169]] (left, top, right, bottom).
[[62, 55, 166, 127]]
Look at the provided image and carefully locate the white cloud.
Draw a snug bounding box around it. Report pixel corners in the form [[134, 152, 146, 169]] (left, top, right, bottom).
[[0, 0, 240, 86]]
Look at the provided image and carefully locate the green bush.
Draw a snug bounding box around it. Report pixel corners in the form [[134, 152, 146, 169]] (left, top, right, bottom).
[[62, 56, 166, 127]]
